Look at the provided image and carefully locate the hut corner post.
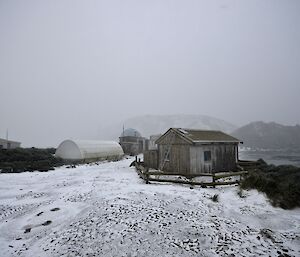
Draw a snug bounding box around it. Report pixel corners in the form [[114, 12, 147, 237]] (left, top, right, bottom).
[[135, 155, 141, 164], [212, 171, 216, 188], [145, 167, 149, 184]]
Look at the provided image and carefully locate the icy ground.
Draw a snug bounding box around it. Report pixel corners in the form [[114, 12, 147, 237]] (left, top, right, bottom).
[[0, 158, 299, 257]]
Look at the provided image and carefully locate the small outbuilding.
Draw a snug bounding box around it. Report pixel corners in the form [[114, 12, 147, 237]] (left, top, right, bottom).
[[144, 128, 241, 174], [55, 140, 124, 162], [119, 128, 148, 156], [0, 138, 21, 149], [148, 134, 161, 150]]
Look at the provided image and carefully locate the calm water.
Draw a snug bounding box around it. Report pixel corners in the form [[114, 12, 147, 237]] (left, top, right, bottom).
[[239, 149, 300, 167]]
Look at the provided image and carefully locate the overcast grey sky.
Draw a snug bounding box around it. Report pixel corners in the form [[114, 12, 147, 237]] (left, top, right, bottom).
[[1, 0, 300, 147]]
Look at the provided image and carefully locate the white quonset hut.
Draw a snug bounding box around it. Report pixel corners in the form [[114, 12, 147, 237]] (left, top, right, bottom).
[[55, 140, 124, 162]]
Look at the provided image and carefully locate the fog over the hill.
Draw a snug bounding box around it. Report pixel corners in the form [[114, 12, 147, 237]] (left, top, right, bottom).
[[1, 0, 300, 147]]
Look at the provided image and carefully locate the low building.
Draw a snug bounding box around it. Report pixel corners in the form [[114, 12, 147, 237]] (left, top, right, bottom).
[[55, 140, 124, 162], [119, 128, 148, 156], [0, 138, 21, 149], [148, 134, 161, 150], [144, 128, 241, 174]]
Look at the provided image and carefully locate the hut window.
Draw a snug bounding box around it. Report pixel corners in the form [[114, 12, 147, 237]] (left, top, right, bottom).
[[204, 151, 211, 162]]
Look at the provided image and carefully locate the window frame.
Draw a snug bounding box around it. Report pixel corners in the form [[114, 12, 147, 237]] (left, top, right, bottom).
[[204, 150, 211, 162]]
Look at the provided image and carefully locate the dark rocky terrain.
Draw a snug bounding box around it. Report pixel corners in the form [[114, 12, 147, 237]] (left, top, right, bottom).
[[232, 121, 300, 150]]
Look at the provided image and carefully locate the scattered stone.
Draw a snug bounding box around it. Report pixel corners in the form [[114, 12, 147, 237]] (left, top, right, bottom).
[[260, 229, 274, 240], [24, 228, 31, 233], [42, 220, 52, 226], [50, 207, 60, 212], [37, 211, 43, 216]]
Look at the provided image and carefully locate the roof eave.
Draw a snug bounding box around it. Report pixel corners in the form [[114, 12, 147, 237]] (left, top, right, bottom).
[[155, 128, 193, 145], [193, 140, 241, 145]]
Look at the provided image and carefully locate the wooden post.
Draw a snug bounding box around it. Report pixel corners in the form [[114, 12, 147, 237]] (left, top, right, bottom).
[[145, 168, 149, 184], [212, 172, 216, 188]]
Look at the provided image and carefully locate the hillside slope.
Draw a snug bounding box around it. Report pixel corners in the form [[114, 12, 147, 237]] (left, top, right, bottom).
[[232, 121, 300, 150], [98, 114, 237, 140]]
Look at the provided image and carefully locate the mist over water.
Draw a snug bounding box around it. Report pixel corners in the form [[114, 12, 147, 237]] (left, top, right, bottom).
[[239, 148, 300, 167]]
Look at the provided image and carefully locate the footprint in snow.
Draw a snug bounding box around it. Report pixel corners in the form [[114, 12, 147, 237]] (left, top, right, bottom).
[[24, 228, 31, 233], [50, 207, 60, 212], [42, 220, 52, 226]]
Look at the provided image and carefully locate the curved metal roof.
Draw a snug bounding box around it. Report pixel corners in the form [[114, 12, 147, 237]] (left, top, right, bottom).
[[55, 140, 124, 160], [120, 128, 142, 138]]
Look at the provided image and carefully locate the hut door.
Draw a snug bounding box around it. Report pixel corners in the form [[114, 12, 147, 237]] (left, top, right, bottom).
[[190, 146, 201, 174], [190, 147, 212, 174]]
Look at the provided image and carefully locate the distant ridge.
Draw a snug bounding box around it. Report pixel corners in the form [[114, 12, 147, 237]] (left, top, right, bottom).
[[97, 114, 237, 140], [231, 121, 300, 150]]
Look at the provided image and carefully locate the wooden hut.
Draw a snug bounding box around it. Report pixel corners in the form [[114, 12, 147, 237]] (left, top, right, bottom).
[[144, 128, 241, 174]]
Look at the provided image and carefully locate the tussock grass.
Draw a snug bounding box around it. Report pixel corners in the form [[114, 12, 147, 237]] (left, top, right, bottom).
[[211, 194, 219, 202], [0, 148, 63, 173], [240, 159, 300, 209]]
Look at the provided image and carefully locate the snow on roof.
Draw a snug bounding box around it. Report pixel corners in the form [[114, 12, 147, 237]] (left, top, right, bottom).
[[176, 129, 240, 143], [156, 128, 240, 144], [178, 129, 188, 134], [0, 138, 21, 144]]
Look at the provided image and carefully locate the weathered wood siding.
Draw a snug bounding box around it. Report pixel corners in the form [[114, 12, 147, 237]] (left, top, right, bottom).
[[144, 150, 158, 169], [190, 143, 238, 174], [190, 144, 237, 174], [190, 145, 212, 174], [158, 144, 190, 173], [158, 130, 188, 145], [156, 130, 238, 174], [158, 130, 190, 173], [213, 144, 237, 171]]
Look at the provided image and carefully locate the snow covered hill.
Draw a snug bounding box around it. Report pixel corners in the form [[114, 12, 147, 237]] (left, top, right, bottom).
[[97, 114, 237, 140], [232, 121, 300, 150], [0, 158, 299, 257]]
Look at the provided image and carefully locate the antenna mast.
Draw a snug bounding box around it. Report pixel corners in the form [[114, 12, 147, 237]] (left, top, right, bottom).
[[6, 129, 9, 149]]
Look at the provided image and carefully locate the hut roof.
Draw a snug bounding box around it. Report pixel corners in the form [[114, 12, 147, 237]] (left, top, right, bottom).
[[156, 128, 240, 145], [0, 138, 21, 144]]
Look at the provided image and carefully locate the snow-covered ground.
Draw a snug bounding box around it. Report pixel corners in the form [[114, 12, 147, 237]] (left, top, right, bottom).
[[0, 158, 299, 257]]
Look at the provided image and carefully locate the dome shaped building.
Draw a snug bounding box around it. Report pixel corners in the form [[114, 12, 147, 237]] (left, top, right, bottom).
[[120, 128, 142, 138], [119, 128, 147, 156], [55, 140, 124, 162]]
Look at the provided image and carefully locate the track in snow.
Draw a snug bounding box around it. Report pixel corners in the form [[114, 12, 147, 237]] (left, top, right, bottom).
[[0, 158, 299, 257]]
